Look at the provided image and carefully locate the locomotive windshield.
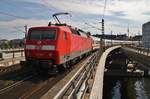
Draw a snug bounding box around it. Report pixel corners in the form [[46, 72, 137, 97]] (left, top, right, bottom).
[[27, 29, 56, 40]]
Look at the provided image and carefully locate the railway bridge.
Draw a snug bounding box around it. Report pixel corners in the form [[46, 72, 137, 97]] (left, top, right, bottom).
[[51, 45, 150, 99], [0, 45, 149, 99], [89, 45, 150, 99]]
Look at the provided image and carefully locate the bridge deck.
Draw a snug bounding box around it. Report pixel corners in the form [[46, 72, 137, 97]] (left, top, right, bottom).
[[89, 46, 121, 99], [0, 57, 25, 67], [122, 46, 150, 70]]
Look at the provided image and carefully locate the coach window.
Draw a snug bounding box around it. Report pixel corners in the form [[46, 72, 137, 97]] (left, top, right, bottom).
[[64, 32, 67, 40]]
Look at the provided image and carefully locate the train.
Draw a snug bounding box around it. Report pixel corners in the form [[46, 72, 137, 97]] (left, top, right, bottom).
[[91, 36, 140, 47], [24, 13, 139, 73], [25, 22, 95, 73]]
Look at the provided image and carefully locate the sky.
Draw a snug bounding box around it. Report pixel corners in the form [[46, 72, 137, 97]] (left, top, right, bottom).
[[0, 0, 150, 40]]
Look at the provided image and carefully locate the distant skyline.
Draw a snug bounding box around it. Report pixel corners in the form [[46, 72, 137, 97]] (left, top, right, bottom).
[[0, 0, 150, 39]]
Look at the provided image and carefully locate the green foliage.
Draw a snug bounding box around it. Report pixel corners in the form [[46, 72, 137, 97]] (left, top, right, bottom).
[[0, 40, 24, 49]]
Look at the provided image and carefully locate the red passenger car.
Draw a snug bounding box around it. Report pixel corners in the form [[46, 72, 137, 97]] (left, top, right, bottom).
[[25, 24, 93, 72]]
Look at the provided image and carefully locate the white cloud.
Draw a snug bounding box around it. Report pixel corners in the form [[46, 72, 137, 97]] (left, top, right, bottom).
[[107, 0, 150, 22], [43, 0, 104, 14], [0, 18, 50, 39], [42, 0, 150, 23], [0, 18, 49, 29], [38, 0, 150, 35], [1, 0, 149, 39]]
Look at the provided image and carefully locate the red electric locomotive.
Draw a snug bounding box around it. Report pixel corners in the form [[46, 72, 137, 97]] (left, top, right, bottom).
[[24, 13, 93, 72]]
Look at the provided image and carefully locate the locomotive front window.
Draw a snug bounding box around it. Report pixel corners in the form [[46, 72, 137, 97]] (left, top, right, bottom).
[[28, 29, 56, 40]]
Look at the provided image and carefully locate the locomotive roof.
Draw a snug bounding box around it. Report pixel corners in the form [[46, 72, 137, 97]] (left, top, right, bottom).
[[29, 25, 71, 31], [29, 25, 90, 38]]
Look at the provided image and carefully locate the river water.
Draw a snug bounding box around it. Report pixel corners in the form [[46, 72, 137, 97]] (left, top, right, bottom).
[[103, 77, 150, 99]]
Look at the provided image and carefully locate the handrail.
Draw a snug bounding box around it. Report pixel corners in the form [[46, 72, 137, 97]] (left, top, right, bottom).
[[124, 46, 150, 56], [0, 49, 24, 60], [53, 51, 100, 99], [1, 48, 24, 53], [90, 46, 121, 99]]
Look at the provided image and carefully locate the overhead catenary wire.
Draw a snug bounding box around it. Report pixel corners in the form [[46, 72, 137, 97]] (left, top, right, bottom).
[[0, 0, 52, 20], [102, 0, 107, 19], [41, 0, 52, 10], [85, 23, 102, 31], [0, 0, 53, 39], [0, 11, 26, 19], [13, 27, 25, 33]]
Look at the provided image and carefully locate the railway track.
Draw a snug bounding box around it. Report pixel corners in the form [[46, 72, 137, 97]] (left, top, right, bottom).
[[0, 64, 22, 75], [0, 51, 100, 99], [0, 67, 70, 99], [0, 63, 34, 93], [51, 51, 100, 99], [0, 75, 33, 94], [0, 57, 25, 76]]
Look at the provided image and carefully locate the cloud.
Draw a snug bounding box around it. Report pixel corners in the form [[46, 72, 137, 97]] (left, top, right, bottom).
[[110, 11, 126, 17], [106, 0, 150, 22], [42, 0, 150, 23], [0, 0, 52, 21], [0, 18, 49, 39], [0, 0, 149, 39], [0, 18, 49, 28], [39, 0, 149, 35], [43, 0, 104, 15]]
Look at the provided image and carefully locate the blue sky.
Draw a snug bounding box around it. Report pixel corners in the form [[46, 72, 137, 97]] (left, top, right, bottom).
[[0, 0, 150, 39]]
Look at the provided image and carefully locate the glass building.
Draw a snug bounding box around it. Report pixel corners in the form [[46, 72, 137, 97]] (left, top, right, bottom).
[[142, 22, 150, 48]]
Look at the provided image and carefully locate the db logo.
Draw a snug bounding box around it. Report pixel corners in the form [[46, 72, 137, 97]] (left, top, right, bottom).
[[37, 41, 41, 44], [36, 41, 42, 50], [35, 45, 42, 50]]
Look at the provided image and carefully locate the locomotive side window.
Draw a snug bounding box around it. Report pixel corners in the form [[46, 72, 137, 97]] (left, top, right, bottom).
[[64, 32, 67, 40], [28, 29, 56, 40]]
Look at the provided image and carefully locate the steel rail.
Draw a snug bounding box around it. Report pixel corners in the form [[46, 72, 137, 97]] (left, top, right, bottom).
[[0, 75, 33, 94]]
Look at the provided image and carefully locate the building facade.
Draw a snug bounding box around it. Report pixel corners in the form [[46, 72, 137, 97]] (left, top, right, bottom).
[[142, 22, 150, 48]]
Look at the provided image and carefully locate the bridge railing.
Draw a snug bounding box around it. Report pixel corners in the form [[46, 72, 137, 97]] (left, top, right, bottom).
[[124, 45, 150, 56], [90, 46, 121, 99], [0, 48, 24, 60], [53, 51, 100, 99]]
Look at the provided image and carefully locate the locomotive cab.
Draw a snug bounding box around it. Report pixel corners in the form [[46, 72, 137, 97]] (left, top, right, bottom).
[[25, 27, 57, 66], [25, 26, 71, 70]]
